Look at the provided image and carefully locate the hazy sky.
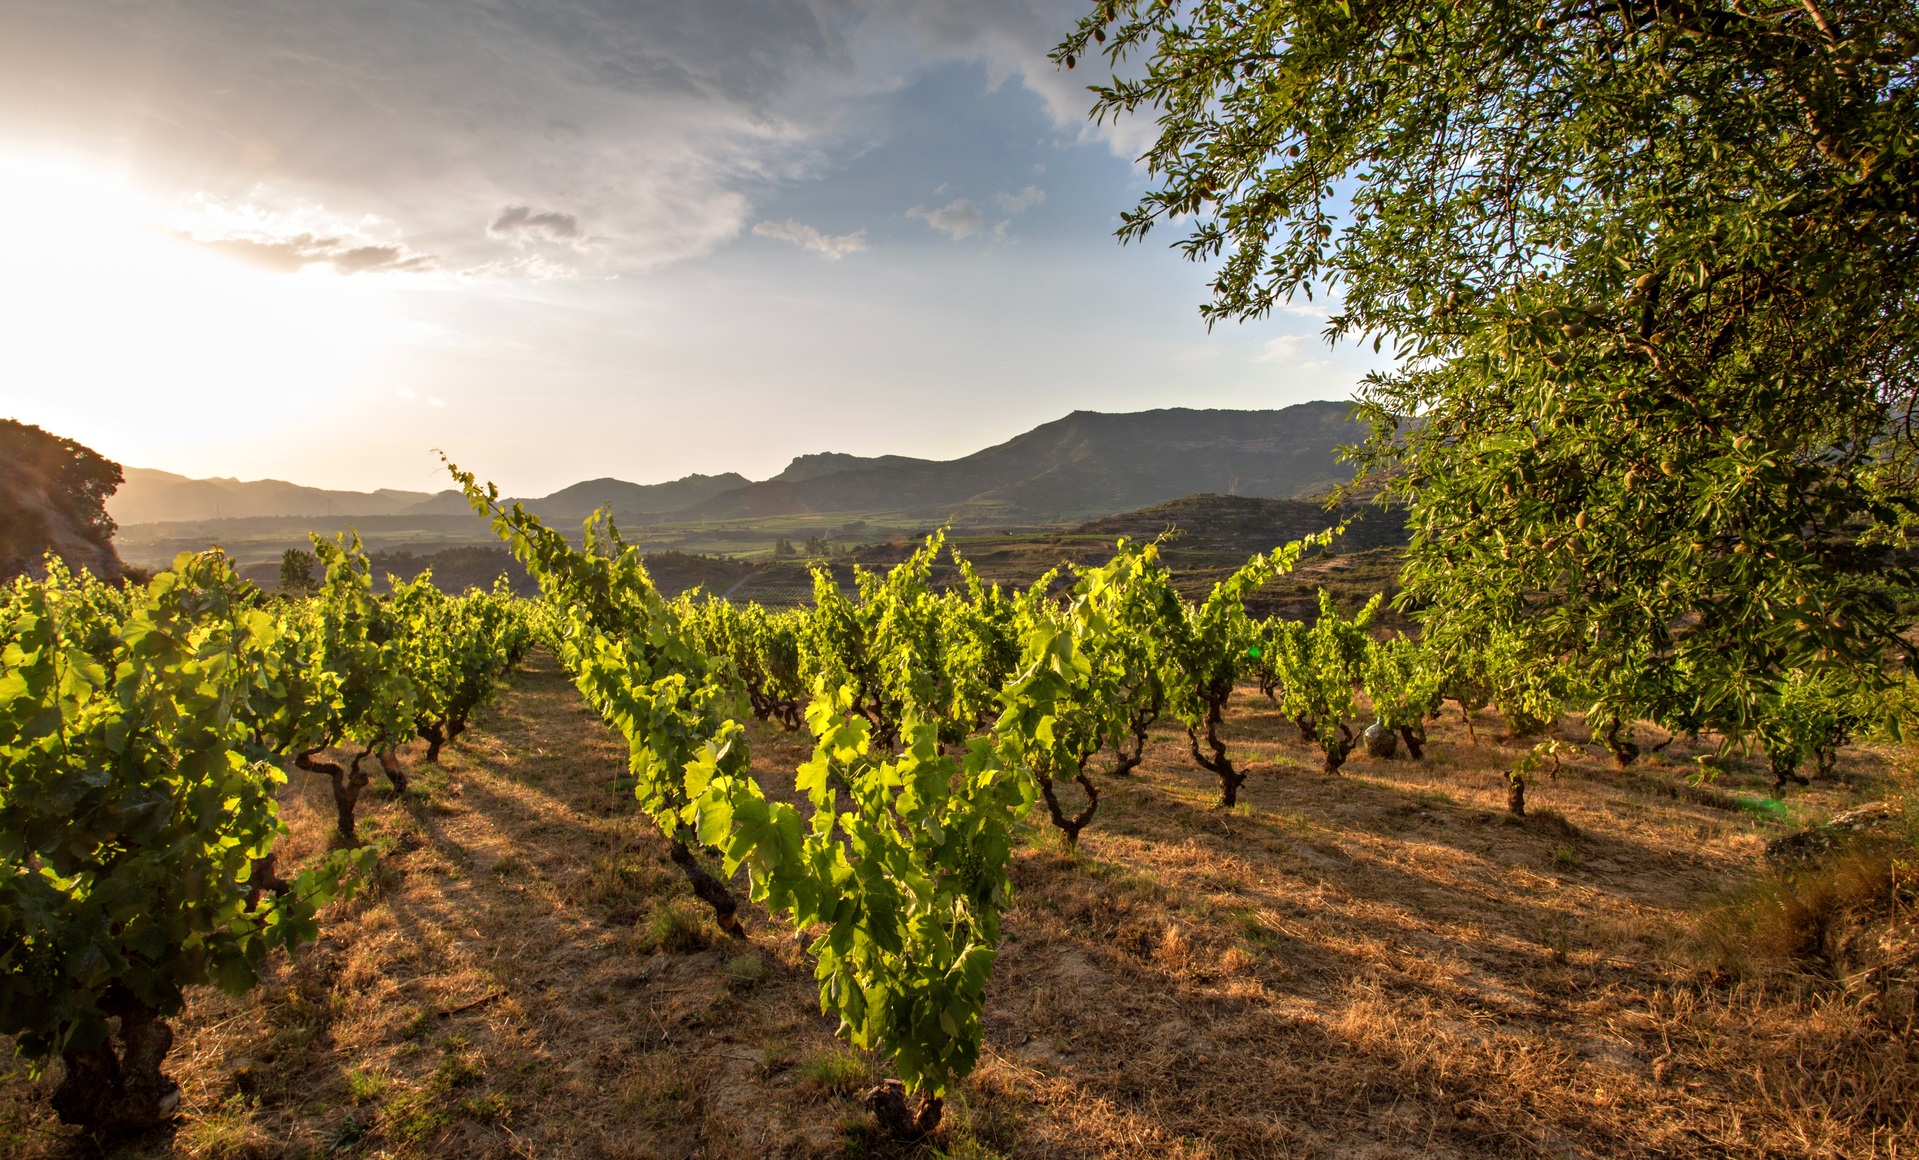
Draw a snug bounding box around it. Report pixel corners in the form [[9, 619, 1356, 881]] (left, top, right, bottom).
[[0, 0, 1377, 495]]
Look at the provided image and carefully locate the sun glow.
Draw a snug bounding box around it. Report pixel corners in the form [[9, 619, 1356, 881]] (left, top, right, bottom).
[[0, 151, 415, 464]]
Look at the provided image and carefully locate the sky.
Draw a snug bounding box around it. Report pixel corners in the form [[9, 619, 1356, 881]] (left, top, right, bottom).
[[0, 0, 1380, 496]]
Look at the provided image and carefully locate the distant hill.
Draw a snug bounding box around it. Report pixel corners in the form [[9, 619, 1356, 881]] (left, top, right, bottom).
[[770, 453, 934, 484], [518, 473, 752, 521], [109, 468, 432, 524], [684, 402, 1364, 522], [110, 402, 1369, 531]]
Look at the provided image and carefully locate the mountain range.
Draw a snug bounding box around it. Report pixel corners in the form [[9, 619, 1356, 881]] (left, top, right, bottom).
[[107, 402, 1366, 527]]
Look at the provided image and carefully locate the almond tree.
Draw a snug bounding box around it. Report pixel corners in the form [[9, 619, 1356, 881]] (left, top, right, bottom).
[[1059, 0, 1919, 757]]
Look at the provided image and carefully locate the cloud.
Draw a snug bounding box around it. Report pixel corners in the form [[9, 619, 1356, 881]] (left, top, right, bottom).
[[909, 198, 985, 240], [753, 219, 867, 259], [333, 244, 435, 273], [993, 185, 1045, 213], [183, 231, 435, 275], [489, 206, 584, 243], [0, 0, 1138, 283], [1255, 335, 1305, 363]]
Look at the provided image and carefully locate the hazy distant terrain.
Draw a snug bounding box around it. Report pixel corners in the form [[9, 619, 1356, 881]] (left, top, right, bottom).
[[108, 468, 436, 525], [681, 403, 1364, 522], [111, 403, 1368, 570]]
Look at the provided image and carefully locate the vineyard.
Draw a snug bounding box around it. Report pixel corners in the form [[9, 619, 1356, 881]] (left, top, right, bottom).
[[2, 461, 1915, 1158]]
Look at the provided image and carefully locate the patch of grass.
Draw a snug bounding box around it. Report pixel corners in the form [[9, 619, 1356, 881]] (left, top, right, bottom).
[[461, 1090, 514, 1126], [1552, 844, 1581, 868], [175, 1093, 262, 1159], [382, 1088, 452, 1146], [799, 1046, 872, 1096], [617, 1055, 689, 1113], [323, 1113, 369, 1151], [398, 1007, 436, 1040], [1733, 794, 1801, 825], [724, 953, 766, 988], [344, 1066, 385, 1103], [588, 853, 657, 906], [1227, 907, 1277, 947], [1702, 839, 1917, 978], [434, 1053, 485, 1090], [643, 898, 710, 953], [1530, 808, 1580, 838], [933, 1137, 1011, 1160]]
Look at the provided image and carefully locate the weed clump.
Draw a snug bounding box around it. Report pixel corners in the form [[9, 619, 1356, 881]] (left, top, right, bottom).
[[643, 898, 710, 953], [799, 1046, 872, 1096], [1703, 810, 1917, 1032]]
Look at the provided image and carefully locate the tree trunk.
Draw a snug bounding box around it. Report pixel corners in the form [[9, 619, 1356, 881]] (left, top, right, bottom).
[[297, 747, 367, 840], [668, 840, 746, 938], [1458, 700, 1479, 744], [1187, 701, 1243, 807], [1771, 752, 1810, 795], [1039, 769, 1099, 849], [1506, 774, 1526, 816], [1398, 723, 1426, 759], [418, 722, 445, 764], [1323, 722, 1355, 775], [864, 1080, 942, 1139], [1112, 721, 1147, 776], [1602, 720, 1640, 767], [51, 990, 180, 1136], [377, 748, 407, 794]]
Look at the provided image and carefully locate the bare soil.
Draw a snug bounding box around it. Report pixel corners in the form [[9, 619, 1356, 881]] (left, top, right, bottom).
[[4, 650, 1913, 1159]]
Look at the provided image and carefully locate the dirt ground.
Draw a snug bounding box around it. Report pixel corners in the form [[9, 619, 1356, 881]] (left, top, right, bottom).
[[3, 650, 1913, 1159]]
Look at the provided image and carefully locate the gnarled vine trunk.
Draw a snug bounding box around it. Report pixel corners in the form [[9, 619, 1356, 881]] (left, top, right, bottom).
[[1771, 751, 1810, 795], [865, 1080, 942, 1139], [296, 746, 368, 840], [1322, 720, 1356, 775], [1187, 697, 1244, 806], [376, 747, 408, 794], [51, 989, 179, 1136], [1602, 720, 1640, 767], [1039, 766, 1100, 849], [668, 839, 746, 938], [417, 721, 446, 763], [1112, 716, 1149, 776]]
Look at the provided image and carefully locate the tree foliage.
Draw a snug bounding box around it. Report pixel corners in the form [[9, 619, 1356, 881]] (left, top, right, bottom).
[[0, 420, 125, 581], [1058, 0, 1919, 745]]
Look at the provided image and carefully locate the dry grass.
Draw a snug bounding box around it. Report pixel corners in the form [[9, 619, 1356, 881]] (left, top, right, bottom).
[[3, 652, 1916, 1158]]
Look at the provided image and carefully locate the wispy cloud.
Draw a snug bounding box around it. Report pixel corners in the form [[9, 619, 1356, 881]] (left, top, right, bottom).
[[752, 219, 867, 260], [994, 185, 1045, 213], [1255, 335, 1305, 363], [489, 206, 583, 244], [182, 231, 435, 275], [909, 199, 985, 240]]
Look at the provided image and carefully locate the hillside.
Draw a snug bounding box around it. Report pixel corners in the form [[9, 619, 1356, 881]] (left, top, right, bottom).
[[108, 468, 433, 525], [517, 473, 752, 521], [107, 403, 1366, 535], [0, 420, 125, 581], [684, 402, 1363, 522]]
